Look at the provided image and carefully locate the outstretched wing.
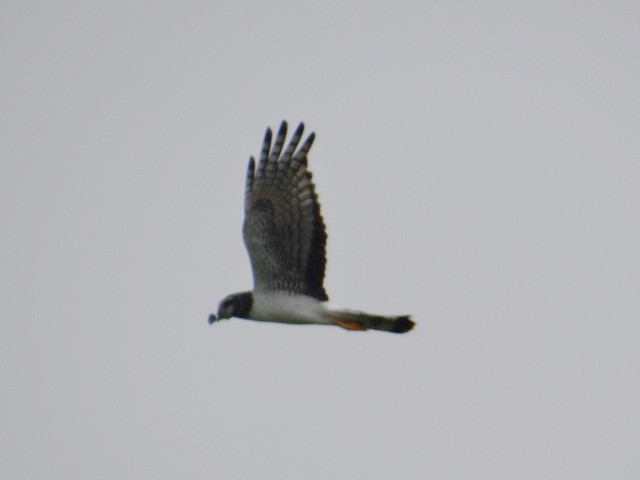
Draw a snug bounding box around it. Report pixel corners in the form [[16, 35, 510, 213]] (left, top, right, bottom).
[[242, 121, 328, 301]]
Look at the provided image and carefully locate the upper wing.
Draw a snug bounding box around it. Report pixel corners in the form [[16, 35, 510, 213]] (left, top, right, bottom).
[[242, 121, 328, 301]]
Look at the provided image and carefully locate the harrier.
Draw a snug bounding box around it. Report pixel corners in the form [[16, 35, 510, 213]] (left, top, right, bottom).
[[209, 122, 414, 333]]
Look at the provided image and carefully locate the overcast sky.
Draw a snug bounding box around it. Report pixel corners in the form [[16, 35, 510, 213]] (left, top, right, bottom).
[[2, 1, 639, 479]]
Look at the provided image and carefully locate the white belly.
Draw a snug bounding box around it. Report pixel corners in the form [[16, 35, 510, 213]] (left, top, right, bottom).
[[250, 293, 331, 325]]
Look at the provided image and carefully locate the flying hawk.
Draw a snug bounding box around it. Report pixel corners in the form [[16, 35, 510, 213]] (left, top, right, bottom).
[[209, 122, 414, 333]]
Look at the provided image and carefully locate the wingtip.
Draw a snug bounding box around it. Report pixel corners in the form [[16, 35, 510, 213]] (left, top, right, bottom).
[[263, 127, 273, 143], [298, 130, 315, 155]]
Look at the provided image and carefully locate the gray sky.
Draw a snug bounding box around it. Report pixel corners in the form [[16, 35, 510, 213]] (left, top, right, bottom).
[[2, 1, 639, 479]]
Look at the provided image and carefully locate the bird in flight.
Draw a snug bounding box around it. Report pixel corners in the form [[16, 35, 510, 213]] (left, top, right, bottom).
[[209, 122, 414, 333]]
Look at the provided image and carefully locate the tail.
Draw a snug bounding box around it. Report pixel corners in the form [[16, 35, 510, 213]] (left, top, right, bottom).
[[328, 309, 415, 334]]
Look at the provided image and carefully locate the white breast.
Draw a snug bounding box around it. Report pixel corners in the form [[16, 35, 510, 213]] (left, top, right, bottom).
[[250, 292, 330, 325]]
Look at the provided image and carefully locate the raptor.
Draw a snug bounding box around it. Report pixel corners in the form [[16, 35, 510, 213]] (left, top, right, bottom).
[[209, 122, 414, 333]]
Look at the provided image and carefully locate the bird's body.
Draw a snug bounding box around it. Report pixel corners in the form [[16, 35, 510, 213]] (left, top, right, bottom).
[[246, 292, 330, 325], [211, 121, 414, 334]]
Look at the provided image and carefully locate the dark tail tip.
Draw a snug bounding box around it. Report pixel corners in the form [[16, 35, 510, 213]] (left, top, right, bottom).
[[390, 316, 415, 334]]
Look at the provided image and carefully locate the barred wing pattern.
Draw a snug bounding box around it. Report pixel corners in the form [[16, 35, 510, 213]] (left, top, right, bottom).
[[242, 122, 328, 301]]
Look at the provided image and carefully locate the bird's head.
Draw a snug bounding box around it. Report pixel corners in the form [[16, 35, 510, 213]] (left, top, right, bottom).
[[209, 291, 253, 324]]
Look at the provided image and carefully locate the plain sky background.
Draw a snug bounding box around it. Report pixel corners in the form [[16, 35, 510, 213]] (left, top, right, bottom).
[[2, 1, 639, 479]]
